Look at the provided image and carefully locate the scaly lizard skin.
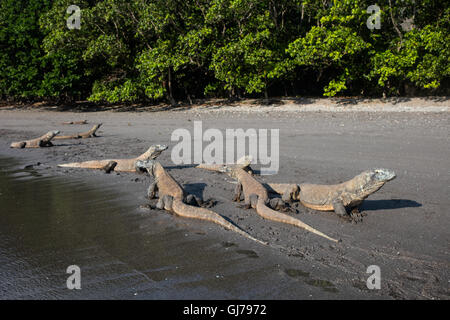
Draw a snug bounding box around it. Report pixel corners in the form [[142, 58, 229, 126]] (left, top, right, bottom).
[[196, 155, 253, 174], [267, 169, 396, 222], [58, 144, 168, 172], [10, 130, 60, 148], [54, 124, 102, 140], [135, 160, 267, 246], [225, 167, 339, 242]]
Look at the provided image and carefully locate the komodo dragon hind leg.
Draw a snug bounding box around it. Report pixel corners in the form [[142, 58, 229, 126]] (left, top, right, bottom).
[[157, 195, 174, 211], [185, 194, 216, 208], [269, 198, 293, 213], [39, 140, 52, 147], [238, 193, 256, 210], [281, 190, 295, 203], [156, 197, 165, 210], [269, 198, 296, 213], [103, 161, 117, 174], [249, 194, 258, 208]]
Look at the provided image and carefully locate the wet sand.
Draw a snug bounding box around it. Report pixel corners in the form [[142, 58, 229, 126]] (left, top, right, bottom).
[[0, 101, 449, 299]]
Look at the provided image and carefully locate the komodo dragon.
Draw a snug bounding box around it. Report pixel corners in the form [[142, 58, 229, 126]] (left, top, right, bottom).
[[221, 166, 339, 242], [10, 130, 60, 148], [135, 160, 267, 246], [62, 120, 88, 125], [266, 168, 396, 222], [58, 144, 168, 172], [196, 155, 253, 174], [54, 124, 102, 140]]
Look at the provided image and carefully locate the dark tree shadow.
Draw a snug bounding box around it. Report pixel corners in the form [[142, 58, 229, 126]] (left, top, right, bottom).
[[386, 97, 412, 105], [289, 97, 318, 105], [361, 199, 422, 211], [425, 96, 449, 102]]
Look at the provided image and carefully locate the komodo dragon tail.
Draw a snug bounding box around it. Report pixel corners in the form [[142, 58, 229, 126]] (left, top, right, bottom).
[[255, 199, 339, 242], [58, 159, 113, 169], [171, 198, 267, 246]]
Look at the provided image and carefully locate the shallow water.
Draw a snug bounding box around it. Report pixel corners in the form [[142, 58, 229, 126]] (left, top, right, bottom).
[[1, 157, 316, 299]]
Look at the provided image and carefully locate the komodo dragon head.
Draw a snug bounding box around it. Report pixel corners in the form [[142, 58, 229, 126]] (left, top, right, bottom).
[[354, 168, 396, 198], [48, 130, 60, 137], [145, 144, 168, 159]]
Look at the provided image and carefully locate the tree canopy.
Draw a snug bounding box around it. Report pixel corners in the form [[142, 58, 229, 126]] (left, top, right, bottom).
[[0, 0, 448, 103]]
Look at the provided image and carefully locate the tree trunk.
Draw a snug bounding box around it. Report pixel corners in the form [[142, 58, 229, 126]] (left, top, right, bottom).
[[185, 87, 193, 105], [167, 67, 176, 106], [264, 85, 269, 105]]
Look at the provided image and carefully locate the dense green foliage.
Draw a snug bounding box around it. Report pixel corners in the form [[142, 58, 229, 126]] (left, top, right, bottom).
[[0, 0, 448, 103]]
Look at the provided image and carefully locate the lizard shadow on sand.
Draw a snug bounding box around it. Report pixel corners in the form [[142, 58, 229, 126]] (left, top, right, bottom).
[[360, 199, 422, 211], [163, 164, 198, 170], [183, 182, 207, 199], [49, 143, 84, 147]]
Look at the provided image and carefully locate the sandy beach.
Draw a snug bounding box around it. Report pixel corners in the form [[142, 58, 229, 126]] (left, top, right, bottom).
[[0, 98, 449, 299]]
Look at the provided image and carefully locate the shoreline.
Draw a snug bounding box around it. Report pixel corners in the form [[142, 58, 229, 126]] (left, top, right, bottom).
[[1, 97, 449, 115]]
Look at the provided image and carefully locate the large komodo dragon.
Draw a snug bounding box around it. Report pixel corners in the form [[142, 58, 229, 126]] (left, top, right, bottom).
[[10, 130, 60, 148], [54, 124, 102, 140], [217, 166, 339, 242], [267, 169, 396, 222], [58, 144, 168, 172], [135, 160, 267, 245]]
